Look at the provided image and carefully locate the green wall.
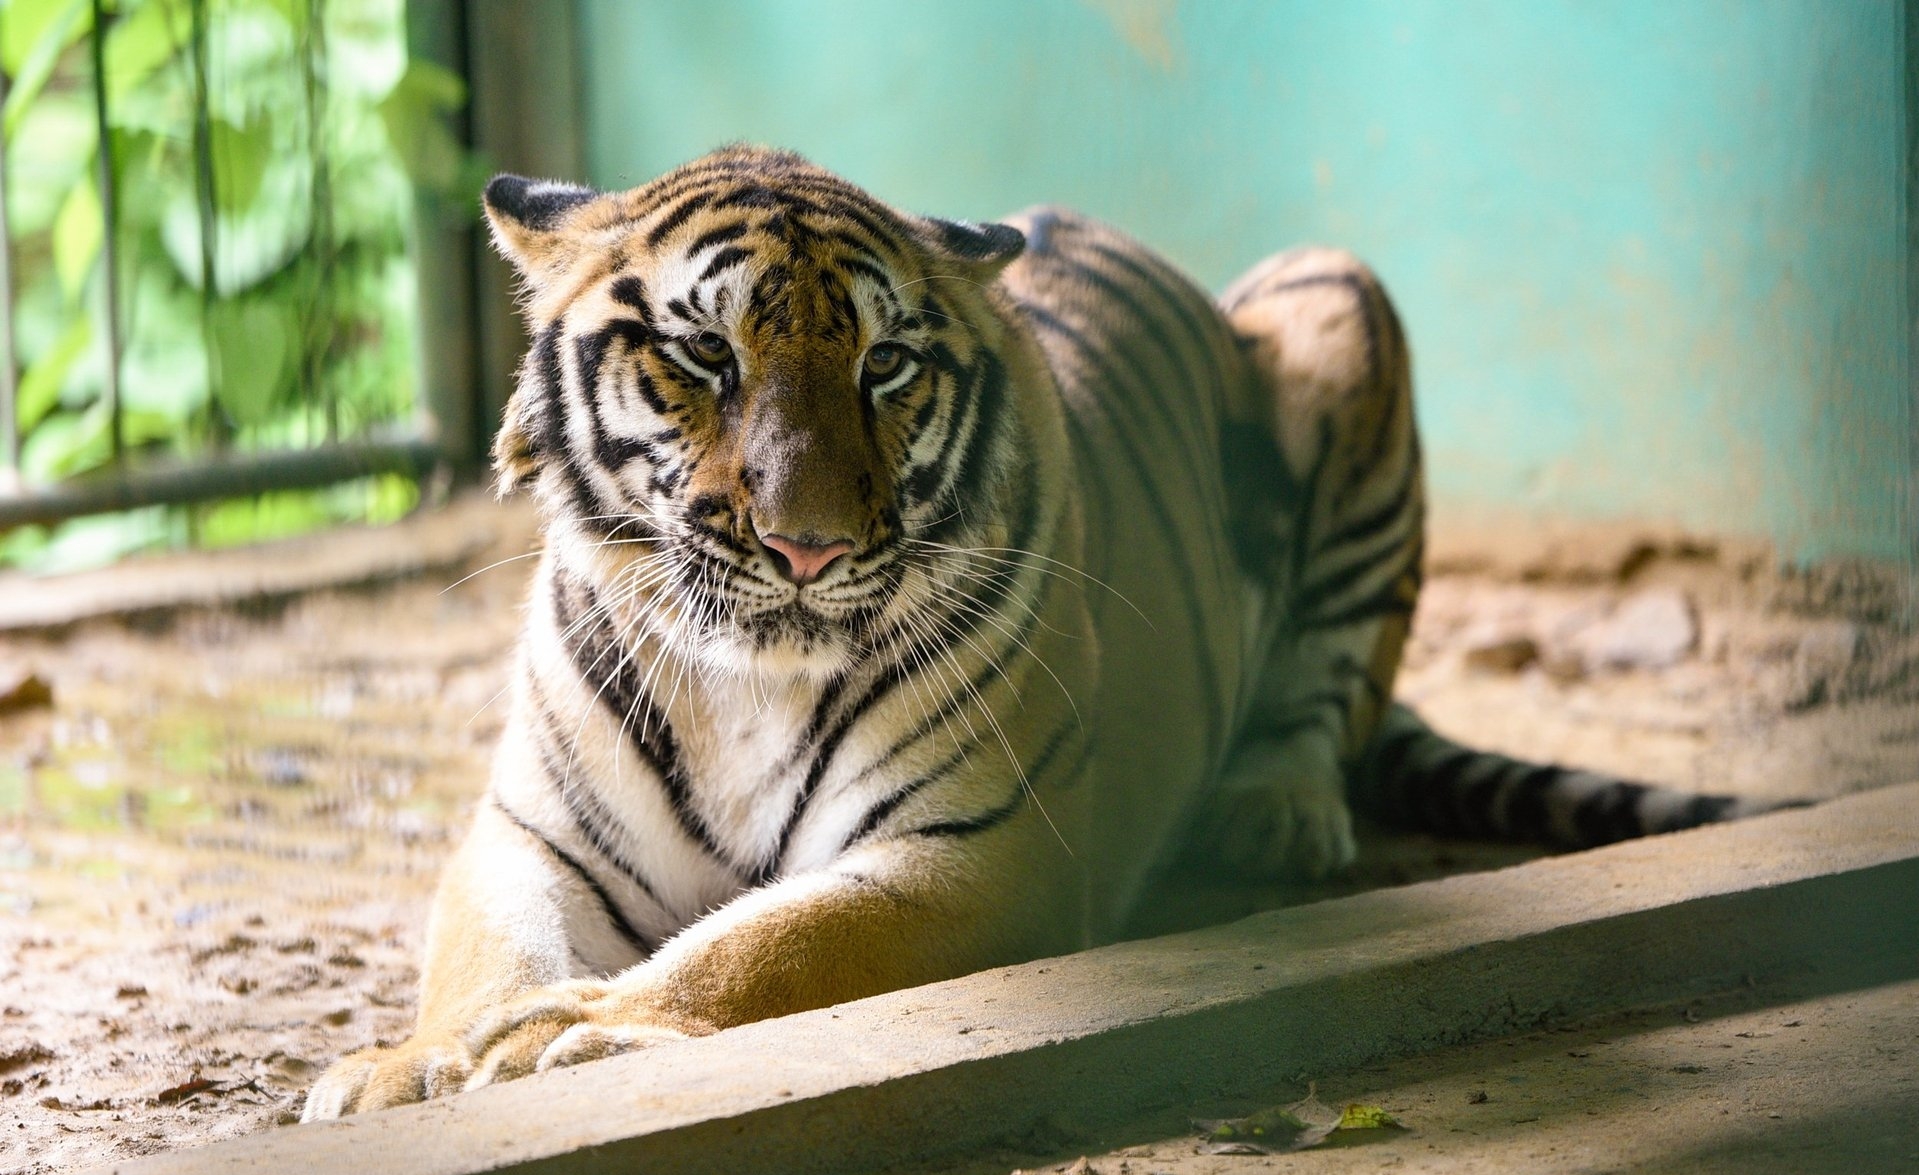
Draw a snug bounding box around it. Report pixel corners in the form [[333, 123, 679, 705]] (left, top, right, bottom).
[[576, 0, 1912, 563]]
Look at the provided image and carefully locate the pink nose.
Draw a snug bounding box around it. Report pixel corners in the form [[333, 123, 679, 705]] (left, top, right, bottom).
[[760, 533, 854, 586]]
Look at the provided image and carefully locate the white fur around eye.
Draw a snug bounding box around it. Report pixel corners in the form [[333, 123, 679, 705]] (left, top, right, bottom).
[[663, 340, 728, 385], [864, 356, 920, 398]]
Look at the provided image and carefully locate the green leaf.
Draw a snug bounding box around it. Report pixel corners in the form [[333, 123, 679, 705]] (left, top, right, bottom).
[[212, 115, 273, 213], [20, 402, 109, 481], [2, 0, 91, 138], [17, 507, 175, 575], [1, 0, 75, 73], [322, 0, 408, 101], [377, 61, 473, 195], [105, 0, 191, 106], [209, 297, 292, 426], [120, 269, 210, 423], [52, 178, 104, 303], [7, 95, 100, 235], [1335, 1104, 1405, 1131], [14, 317, 92, 434], [160, 154, 312, 294]]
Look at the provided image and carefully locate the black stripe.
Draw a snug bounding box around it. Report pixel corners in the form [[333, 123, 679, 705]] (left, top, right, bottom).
[[899, 346, 977, 508], [1085, 239, 1220, 369], [528, 325, 619, 538], [1050, 249, 1221, 503], [1301, 548, 1419, 631], [552, 575, 735, 868], [608, 274, 653, 317], [1296, 517, 1417, 618], [1020, 300, 1226, 749], [841, 744, 971, 850], [525, 701, 669, 913], [698, 244, 753, 284], [901, 719, 1082, 842], [576, 329, 647, 470], [491, 797, 655, 955], [1313, 456, 1419, 558], [1498, 763, 1562, 841], [644, 184, 723, 247], [1572, 781, 1650, 847], [684, 220, 750, 256]]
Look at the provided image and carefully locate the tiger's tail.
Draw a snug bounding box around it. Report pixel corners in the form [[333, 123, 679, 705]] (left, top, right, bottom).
[[1353, 703, 1802, 848]]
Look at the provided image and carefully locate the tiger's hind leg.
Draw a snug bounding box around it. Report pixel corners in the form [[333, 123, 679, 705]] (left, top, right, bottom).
[[1203, 247, 1422, 879]]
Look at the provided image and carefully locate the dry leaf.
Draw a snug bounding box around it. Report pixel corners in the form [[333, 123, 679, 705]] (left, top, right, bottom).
[[1336, 1103, 1405, 1131], [1195, 1085, 1406, 1155]]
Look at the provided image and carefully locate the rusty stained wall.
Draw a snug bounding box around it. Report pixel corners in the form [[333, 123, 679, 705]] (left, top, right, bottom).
[[576, 0, 1913, 564]]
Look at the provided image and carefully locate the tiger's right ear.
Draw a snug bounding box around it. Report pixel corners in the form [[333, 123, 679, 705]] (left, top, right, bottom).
[[913, 215, 1027, 281], [482, 174, 600, 280]]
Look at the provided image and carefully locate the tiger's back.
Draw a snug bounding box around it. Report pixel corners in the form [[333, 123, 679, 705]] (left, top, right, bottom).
[[995, 209, 1277, 929]]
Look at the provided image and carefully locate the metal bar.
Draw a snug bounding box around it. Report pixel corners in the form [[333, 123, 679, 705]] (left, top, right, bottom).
[[406, 0, 481, 469], [465, 0, 584, 466], [0, 436, 443, 530], [88, 0, 124, 462], [1906, 0, 1919, 582], [189, 0, 226, 448], [0, 54, 19, 478], [302, 0, 336, 442]]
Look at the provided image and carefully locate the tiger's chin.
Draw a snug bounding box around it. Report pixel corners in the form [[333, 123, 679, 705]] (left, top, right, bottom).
[[697, 604, 860, 681]]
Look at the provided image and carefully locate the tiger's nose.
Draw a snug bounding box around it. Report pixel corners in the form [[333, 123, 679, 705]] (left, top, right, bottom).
[[759, 532, 855, 586]]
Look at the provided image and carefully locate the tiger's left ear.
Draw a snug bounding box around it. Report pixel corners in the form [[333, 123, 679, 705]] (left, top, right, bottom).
[[482, 174, 601, 282], [915, 216, 1026, 280]]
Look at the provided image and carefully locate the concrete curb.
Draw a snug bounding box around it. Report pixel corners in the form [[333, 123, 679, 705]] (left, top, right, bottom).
[[93, 782, 1919, 1175]]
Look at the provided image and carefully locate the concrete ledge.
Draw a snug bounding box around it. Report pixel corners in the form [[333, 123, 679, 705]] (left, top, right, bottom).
[[94, 782, 1919, 1175]]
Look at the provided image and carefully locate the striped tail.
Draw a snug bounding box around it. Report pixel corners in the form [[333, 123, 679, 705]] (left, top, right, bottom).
[[1354, 703, 1800, 848]]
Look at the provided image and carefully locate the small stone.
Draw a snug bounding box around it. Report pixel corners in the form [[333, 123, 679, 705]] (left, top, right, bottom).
[[0, 1043, 53, 1074], [1462, 634, 1540, 675], [0, 669, 52, 717], [1578, 589, 1697, 671]]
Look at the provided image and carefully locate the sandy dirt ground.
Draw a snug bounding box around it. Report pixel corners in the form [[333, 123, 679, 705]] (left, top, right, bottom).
[[0, 499, 1913, 1173]]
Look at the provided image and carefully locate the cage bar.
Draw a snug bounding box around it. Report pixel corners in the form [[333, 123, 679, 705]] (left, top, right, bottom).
[[0, 57, 19, 479], [88, 0, 124, 462], [0, 437, 442, 530]]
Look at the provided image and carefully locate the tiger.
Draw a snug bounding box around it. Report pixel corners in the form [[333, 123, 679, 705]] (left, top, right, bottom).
[[302, 145, 1777, 1118]]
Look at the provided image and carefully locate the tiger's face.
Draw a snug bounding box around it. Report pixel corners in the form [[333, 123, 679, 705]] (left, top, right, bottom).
[[483, 147, 1028, 678]]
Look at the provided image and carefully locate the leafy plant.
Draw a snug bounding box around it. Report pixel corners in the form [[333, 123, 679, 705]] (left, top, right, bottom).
[[0, 0, 474, 571]]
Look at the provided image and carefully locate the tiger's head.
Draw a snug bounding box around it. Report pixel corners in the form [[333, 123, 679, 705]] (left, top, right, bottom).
[[483, 146, 1034, 678]]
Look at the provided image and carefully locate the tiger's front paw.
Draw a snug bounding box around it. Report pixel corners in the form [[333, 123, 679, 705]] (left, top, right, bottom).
[[463, 980, 702, 1090], [1207, 782, 1357, 880], [300, 1035, 473, 1120], [1206, 747, 1358, 881]]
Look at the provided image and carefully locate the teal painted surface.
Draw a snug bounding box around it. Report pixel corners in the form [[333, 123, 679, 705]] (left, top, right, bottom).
[[577, 0, 1911, 562]]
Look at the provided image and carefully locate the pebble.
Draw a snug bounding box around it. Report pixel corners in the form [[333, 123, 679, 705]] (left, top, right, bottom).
[[1462, 634, 1540, 675], [1572, 588, 1698, 672]]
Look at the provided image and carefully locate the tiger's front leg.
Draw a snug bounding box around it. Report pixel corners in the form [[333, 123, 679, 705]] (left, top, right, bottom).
[[465, 811, 1082, 1087], [301, 800, 588, 1119]]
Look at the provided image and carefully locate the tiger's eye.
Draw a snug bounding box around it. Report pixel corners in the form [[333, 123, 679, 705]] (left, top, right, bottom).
[[864, 343, 905, 381], [688, 332, 733, 367]]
